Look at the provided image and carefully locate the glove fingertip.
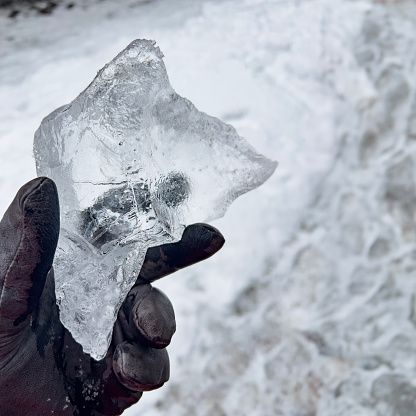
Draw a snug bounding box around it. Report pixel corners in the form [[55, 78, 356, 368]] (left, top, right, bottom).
[[114, 341, 170, 392], [23, 177, 60, 254], [132, 287, 176, 349]]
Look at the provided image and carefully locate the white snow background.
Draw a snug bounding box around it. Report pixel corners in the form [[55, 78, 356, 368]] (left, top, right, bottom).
[[2, 0, 416, 415]]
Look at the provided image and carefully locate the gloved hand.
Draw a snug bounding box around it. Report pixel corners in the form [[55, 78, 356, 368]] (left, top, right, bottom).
[[0, 177, 224, 416]]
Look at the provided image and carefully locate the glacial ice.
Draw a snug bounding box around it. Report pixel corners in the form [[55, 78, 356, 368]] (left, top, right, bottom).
[[33, 39, 277, 360]]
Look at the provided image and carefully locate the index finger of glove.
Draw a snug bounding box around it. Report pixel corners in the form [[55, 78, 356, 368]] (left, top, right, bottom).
[[136, 223, 225, 284], [0, 177, 59, 334]]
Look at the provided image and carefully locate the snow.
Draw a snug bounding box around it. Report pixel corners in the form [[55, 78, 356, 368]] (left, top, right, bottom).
[[2, 0, 416, 415]]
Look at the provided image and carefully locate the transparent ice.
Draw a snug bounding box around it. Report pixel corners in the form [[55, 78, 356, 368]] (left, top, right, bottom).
[[33, 39, 277, 360]]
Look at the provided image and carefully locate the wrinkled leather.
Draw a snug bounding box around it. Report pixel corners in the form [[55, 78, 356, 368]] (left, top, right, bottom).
[[0, 178, 224, 416]]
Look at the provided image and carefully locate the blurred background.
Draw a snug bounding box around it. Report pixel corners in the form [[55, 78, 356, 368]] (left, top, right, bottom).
[[2, 0, 416, 415]]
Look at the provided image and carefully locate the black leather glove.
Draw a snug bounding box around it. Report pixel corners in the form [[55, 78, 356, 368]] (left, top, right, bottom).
[[0, 177, 224, 416]]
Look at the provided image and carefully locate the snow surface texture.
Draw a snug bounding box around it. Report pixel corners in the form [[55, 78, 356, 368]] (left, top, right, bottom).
[[33, 38, 276, 360], [2, 0, 416, 414]]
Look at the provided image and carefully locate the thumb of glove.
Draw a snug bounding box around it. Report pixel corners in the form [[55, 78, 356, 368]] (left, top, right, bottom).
[[0, 177, 59, 346]]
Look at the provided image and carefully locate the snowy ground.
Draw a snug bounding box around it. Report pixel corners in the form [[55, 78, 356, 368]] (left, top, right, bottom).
[[2, 0, 416, 415]]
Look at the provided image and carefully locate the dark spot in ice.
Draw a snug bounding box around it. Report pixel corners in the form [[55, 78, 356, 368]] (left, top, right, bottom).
[[157, 172, 190, 208], [79, 182, 152, 249]]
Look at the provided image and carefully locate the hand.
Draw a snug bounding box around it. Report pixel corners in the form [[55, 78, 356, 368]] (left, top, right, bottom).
[[0, 178, 224, 416]]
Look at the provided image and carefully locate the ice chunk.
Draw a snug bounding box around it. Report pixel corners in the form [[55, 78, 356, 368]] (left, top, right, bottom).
[[33, 39, 277, 360]]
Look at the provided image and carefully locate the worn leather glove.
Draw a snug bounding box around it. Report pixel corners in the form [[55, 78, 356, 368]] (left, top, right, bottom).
[[0, 177, 224, 416]]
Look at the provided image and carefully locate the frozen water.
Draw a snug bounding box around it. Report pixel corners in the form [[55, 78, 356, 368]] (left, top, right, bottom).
[[33, 39, 277, 360]]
